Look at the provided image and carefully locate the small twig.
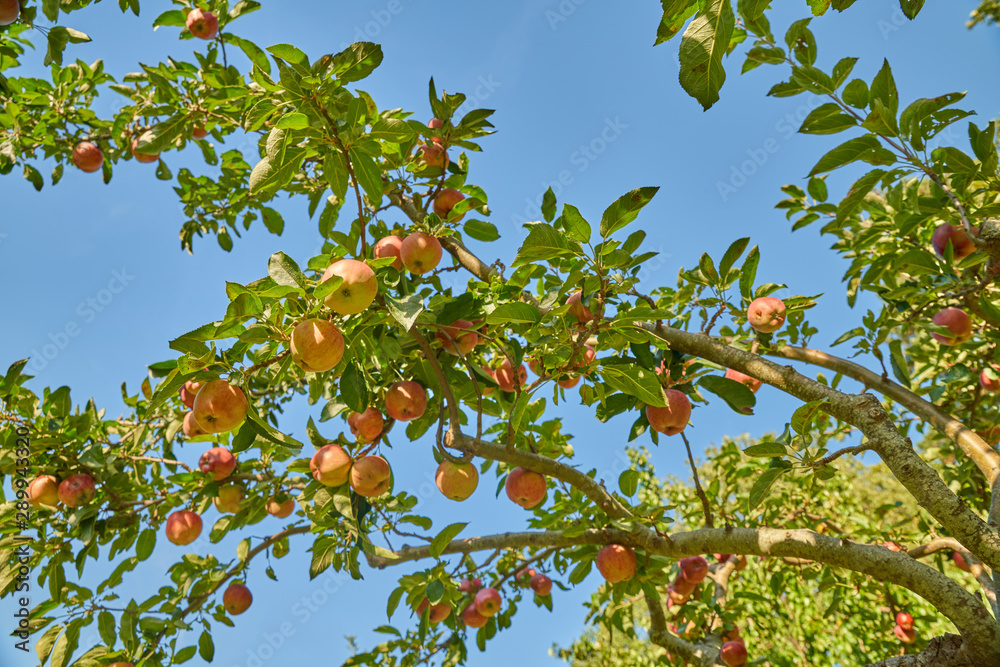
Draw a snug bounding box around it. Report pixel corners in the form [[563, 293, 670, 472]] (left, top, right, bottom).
[[680, 432, 714, 528]]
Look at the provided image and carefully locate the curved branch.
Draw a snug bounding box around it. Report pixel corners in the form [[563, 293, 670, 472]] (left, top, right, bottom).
[[644, 587, 715, 666], [868, 634, 974, 667]]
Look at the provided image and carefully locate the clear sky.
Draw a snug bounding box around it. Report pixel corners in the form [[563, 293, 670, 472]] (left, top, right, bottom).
[[2, 1, 999, 665]]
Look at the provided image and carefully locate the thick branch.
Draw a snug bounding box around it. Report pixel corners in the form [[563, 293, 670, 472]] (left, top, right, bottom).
[[868, 634, 974, 667], [644, 588, 715, 666]]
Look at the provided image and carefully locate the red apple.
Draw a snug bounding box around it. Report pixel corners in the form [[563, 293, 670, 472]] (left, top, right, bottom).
[[679, 556, 709, 583], [645, 389, 691, 436], [436, 460, 479, 501], [725, 368, 761, 393], [495, 358, 527, 392], [71, 142, 104, 173], [953, 551, 971, 573], [165, 510, 203, 546], [321, 259, 378, 315], [505, 467, 546, 509], [400, 232, 443, 275], [132, 138, 159, 163], [596, 544, 637, 583], [199, 447, 236, 481], [179, 380, 204, 409], [433, 188, 466, 221], [192, 379, 248, 434], [474, 587, 502, 617], [436, 320, 479, 356], [530, 573, 552, 596], [980, 364, 1000, 392], [266, 497, 296, 518], [350, 455, 392, 497], [566, 291, 594, 324], [310, 445, 353, 487], [461, 603, 488, 628], [932, 223, 976, 261], [896, 612, 914, 631], [291, 318, 345, 372], [459, 577, 482, 593], [516, 567, 536, 585], [223, 583, 252, 615], [27, 475, 60, 510], [192, 126, 209, 140], [668, 575, 696, 604], [416, 143, 449, 170], [428, 118, 445, 143], [182, 411, 207, 438], [747, 296, 786, 333], [0, 0, 20, 25], [417, 598, 451, 624], [214, 484, 243, 514], [720, 640, 748, 666], [58, 473, 96, 507], [931, 307, 973, 346], [347, 407, 384, 443], [373, 235, 404, 270], [893, 624, 916, 644], [186, 8, 219, 40], [385, 381, 427, 421], [557, 375, 581, 389]]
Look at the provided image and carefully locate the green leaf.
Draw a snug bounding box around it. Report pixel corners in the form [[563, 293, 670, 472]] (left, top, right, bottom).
[[678, 0, 735, 110], [463, 219, 500, 242], [719, 237, 750, 278], [333, 42, 384, 82], [98, 611, 116, 647], [980, 293, 1000, 325], [267, 43, 310, 70], [842, 79, 869, 108], [227, 35, 271, 74], [348, 147, 383, 207], [798, 103, 857, 135], [618, 470, 639, 496], [748, 467, 787, 512], [743, 442, 788, 457], [809, 136, 896, 176], [739, 246, 760, 299], [136, 113, 188, 154], [600, 187, 660, 238], [387, 587, 405, 620], [541, 187, 557, 222], [698, 375, 756, 415], [485, 303, 541, 325], [836, 169, 886, 222], [899, 0, 925, 20], [425, 580, 445, 605], [869, 59, 899, 118], [268, 251, 307, 288], [512, 223, 572, 266], [339, 362, 369, 413], [135, 529, 155, 561], [562, 204, 592, 243], [888, 340, 911, 388], [370, 118, 414, 142], [384, 294, 424, 331], [153, 10, 187, 27], [430, 522, 467, 557], [275, 112, 310, 130], [601, 365, 667, 407], [791, 400, 828, 435]]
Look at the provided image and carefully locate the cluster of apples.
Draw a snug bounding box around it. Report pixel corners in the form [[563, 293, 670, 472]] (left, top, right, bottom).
[[927, 222, 980, 346], [459, 580, 503, 629], [666, 555, 709, 605], [26, 472, 97, 511], [893, 611, 916, 644]]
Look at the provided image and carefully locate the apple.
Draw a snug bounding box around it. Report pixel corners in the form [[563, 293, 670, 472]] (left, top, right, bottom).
[[417, 598, 451, 624], [747, 296, 786, 333], [896, 612, 914, 631], [385, 381, 427, 421], [505, 467, 546, 509], [433, 188, 466, 221], [132, 138, 159, 163], [725, 368, 761, 393], [557, 375, 581, 389], [478, 365, 496, 396], [574, 345, 597, 370], [516, 567, 536, 585], [223, 583, 253, 615], [165, 510, 203, 545], [373, 235, 404, 270], [266, 497, 296, 518], [348, 407, 384, 443], [931, 307, 973, 346], [179, 380, 204, 409], [461, 603, 488, 628], [645, 389, 692, 436], [400, 232, 443, 275], [291, 318, 345, 372], [720, 640, 748, 666], [416, 143, 449, 170], [436, 460, 479, 501], [596, 544, 637, 583], [27, 475, 60, 510], [199, 447, 236, 481], [71, 142, 104, 173], [58, 473, 96, 507], [186, 8, 219, 39], [474, 587, 502, 617], [932, 222, 976, 261], [350, 456, 392, 497], [108, 663, 134, 667], [893, 624, 916, 644], [668, 575, 696, 604], [566, 291, 594, 324], [192, 126, 209, 140], [953, 551, 971, 573], [428, 118, 445, 143], [0, 0, 19, 25], [679, 555, 709, 583], [459, 577, 482, 593], [192, 379, 248, 434], [182, 411, 207, 438], [530, 573, 552, 596], [721, 624, 742, 643], [214, 484, 243, 514], [310, 445, 353, 487], [436, 320, 479, 356], [321, 259, 378, 315], [980, 364, 1000, 392], [495, 358, 527, 392]]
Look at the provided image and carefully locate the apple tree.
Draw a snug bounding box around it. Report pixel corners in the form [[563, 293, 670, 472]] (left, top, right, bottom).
[[2, 1, 1000, 666]]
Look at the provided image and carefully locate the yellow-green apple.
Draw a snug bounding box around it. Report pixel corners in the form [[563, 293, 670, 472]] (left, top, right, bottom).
[[953, 552, 971, 572], [71, 142, 104, 173], [459, 577, 482, 593], [931, 307, 973, 346], [373, 235, 404, 270], [400, 232, 443, 275], [720, 640, 748, 666], [505, 467, 546, 508], [596, 544, 637, 583], [198, 447, 236, 481], [495, 358, 527, 392], [461, 603, 488, 628], [980, 364, 1000, 391], [417, 598, 451, 624], [350, 455, 392, 497], [474, 587, 502, 617], [385, 381, 427, 421], [679, 556, 709, 583], [223, 583, 252, 615], [747, 296, 786, 333], [182, 411, 207, 437], [0, 0, 19, 24], [266, 496, 296, 518], [214, 484, 243, 513], [645, 389, 691, 436], [132, 138, 159, 163], [321, 259, 378, 315], [310, 445, 353, 486], [896, 612, 914, 631], [165, 510, 203, 545], [436, 320, 479, 356], [347, 407, 384, 443], [193, 379, 248, 434], [192, 126, 208, 140], [179, 380, 204, 409], [416, 143, 449, 170], [433, 188, 466, 221], [725, 369, 761, 393], [566, 291, 594, 324], [428, 118, 445, 143], [186, 8, 219, 39], [893, 624, 916, 644], [436, 460, 478, 501], [27, 475, 60, 510], [58, 474, 96, 507], [290, 318, 345, 372], [932, 222, 976, 260], [530, 573, 552, 596]]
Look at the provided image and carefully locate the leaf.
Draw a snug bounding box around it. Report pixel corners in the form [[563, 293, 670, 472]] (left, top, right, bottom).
[[837, 169, 886, 222], [899, 0, 925, 20], [386, 587, 405, 620], [332, 42, 384, 82], [809, 136, 896, 176], [599, 187, 659, 238], [743, 442, 788, 457], [463, 219, 500, 242], [348, 147, 383, 207], [425, 580, 445, 605], [135, 529, 155, 561], [384, 294, 424, 331], [888, 340, 911, 388], [739, 246, 759, 299], [512, 223, 572, 266], [798, 103, 858, 135], [869, 59, 899, 119], [268, 251, 307, 288], [98, 611, 116, 647], [339, 362, 369, 414], [430, 522, 467, 557], [562, 204, 591, 242], [541, 187, 557, 222], [267, 43, 310, 71], [748, 467, 787, 512], [719, 237, 750, 278], [275, 112, 310, 130], [135, 113, 188, 155], [678, 0, 735, 110], [485, 303, 541, 325], [618, 470, 639, 496], [370, 118, 415, 142], [792, 400, 828, 435], [698, 375, 756, 415], [601, 365, 667, 407]]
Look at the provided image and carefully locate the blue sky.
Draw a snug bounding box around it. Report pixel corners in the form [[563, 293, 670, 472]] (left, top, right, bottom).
[[2, 1, 999, 665]]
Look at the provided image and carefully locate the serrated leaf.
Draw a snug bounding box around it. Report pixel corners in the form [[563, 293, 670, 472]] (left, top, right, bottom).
[[512, 223, 572, 265], [601, 365, 667, 407], [485, 303, 541, 325], [430, 522, 467, 557], [678, 0, 735, 110], [699, 375, 756, 415], [748, 467, 787, 512], [888, 340, 911, 388], [599, 187, 659, 238], [562, 204, 591, 242], [384, 294, 424, 331], [339, 362, 369, 413]]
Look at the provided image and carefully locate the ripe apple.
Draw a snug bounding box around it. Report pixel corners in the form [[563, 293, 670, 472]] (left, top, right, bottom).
[[132, 138, 159, 163], [516, 567, 536, 585], [980, 364, 1000, 392], [108, 663, 134, 667], [596, 544, 637, 583], [530, 573, 552, 596], [321, 259, 378, 315], [192, 126, 208, 140], [192, 379, 248, 434], [896, 611, 914, 631], [557, 375, 581, 389], [310, 444, 353, 486], [474, 587, 502, 617], [461, 603, 488, 628], [747, 296, 786, 333], [350, 455, 392, 497], [348, 407, 384, 443], [428, 118, 445, 143], [495, 358, 527, 392], [223, 583, 253, 615], [27, 475, 60, 510], [721, 624, 742, 643], [459, 577, 482, 593], [71, 142, 104, 173], [385, 381, 427, 421], [417, 598, 451, 624], [433, 188, 466, 221], [893, 624, 916, 644], [478, 365, 496, 396], [679, 556, 709, 583], [932, 222, 976, 260], [179, 380, 204, 409], [566, 291, 594, 324], [725, 368, 761, 393], [436, 320, 479, 356], [214, 484, 243, 514], [0, 0, 19, 25], [373, 235, 404, 270], [720, 640, 748, 666], [953, 551, 971, 573], [931, 307, 973, 346], [645, 389, 692, 436], [668, 575, 696, 604], [58, 473, 96, 507], [436, 460, 479, 501], [290, 318, 345, 372], [505, 467, 546, 509], [416, 143, 449, 170], [266, 497, 296, 518], [186, 8, 219, 39], [182, 411, 207, 438], [400, 232, 443, 275], [198, 447, 236, 481], [165, 510, 203, 545]]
